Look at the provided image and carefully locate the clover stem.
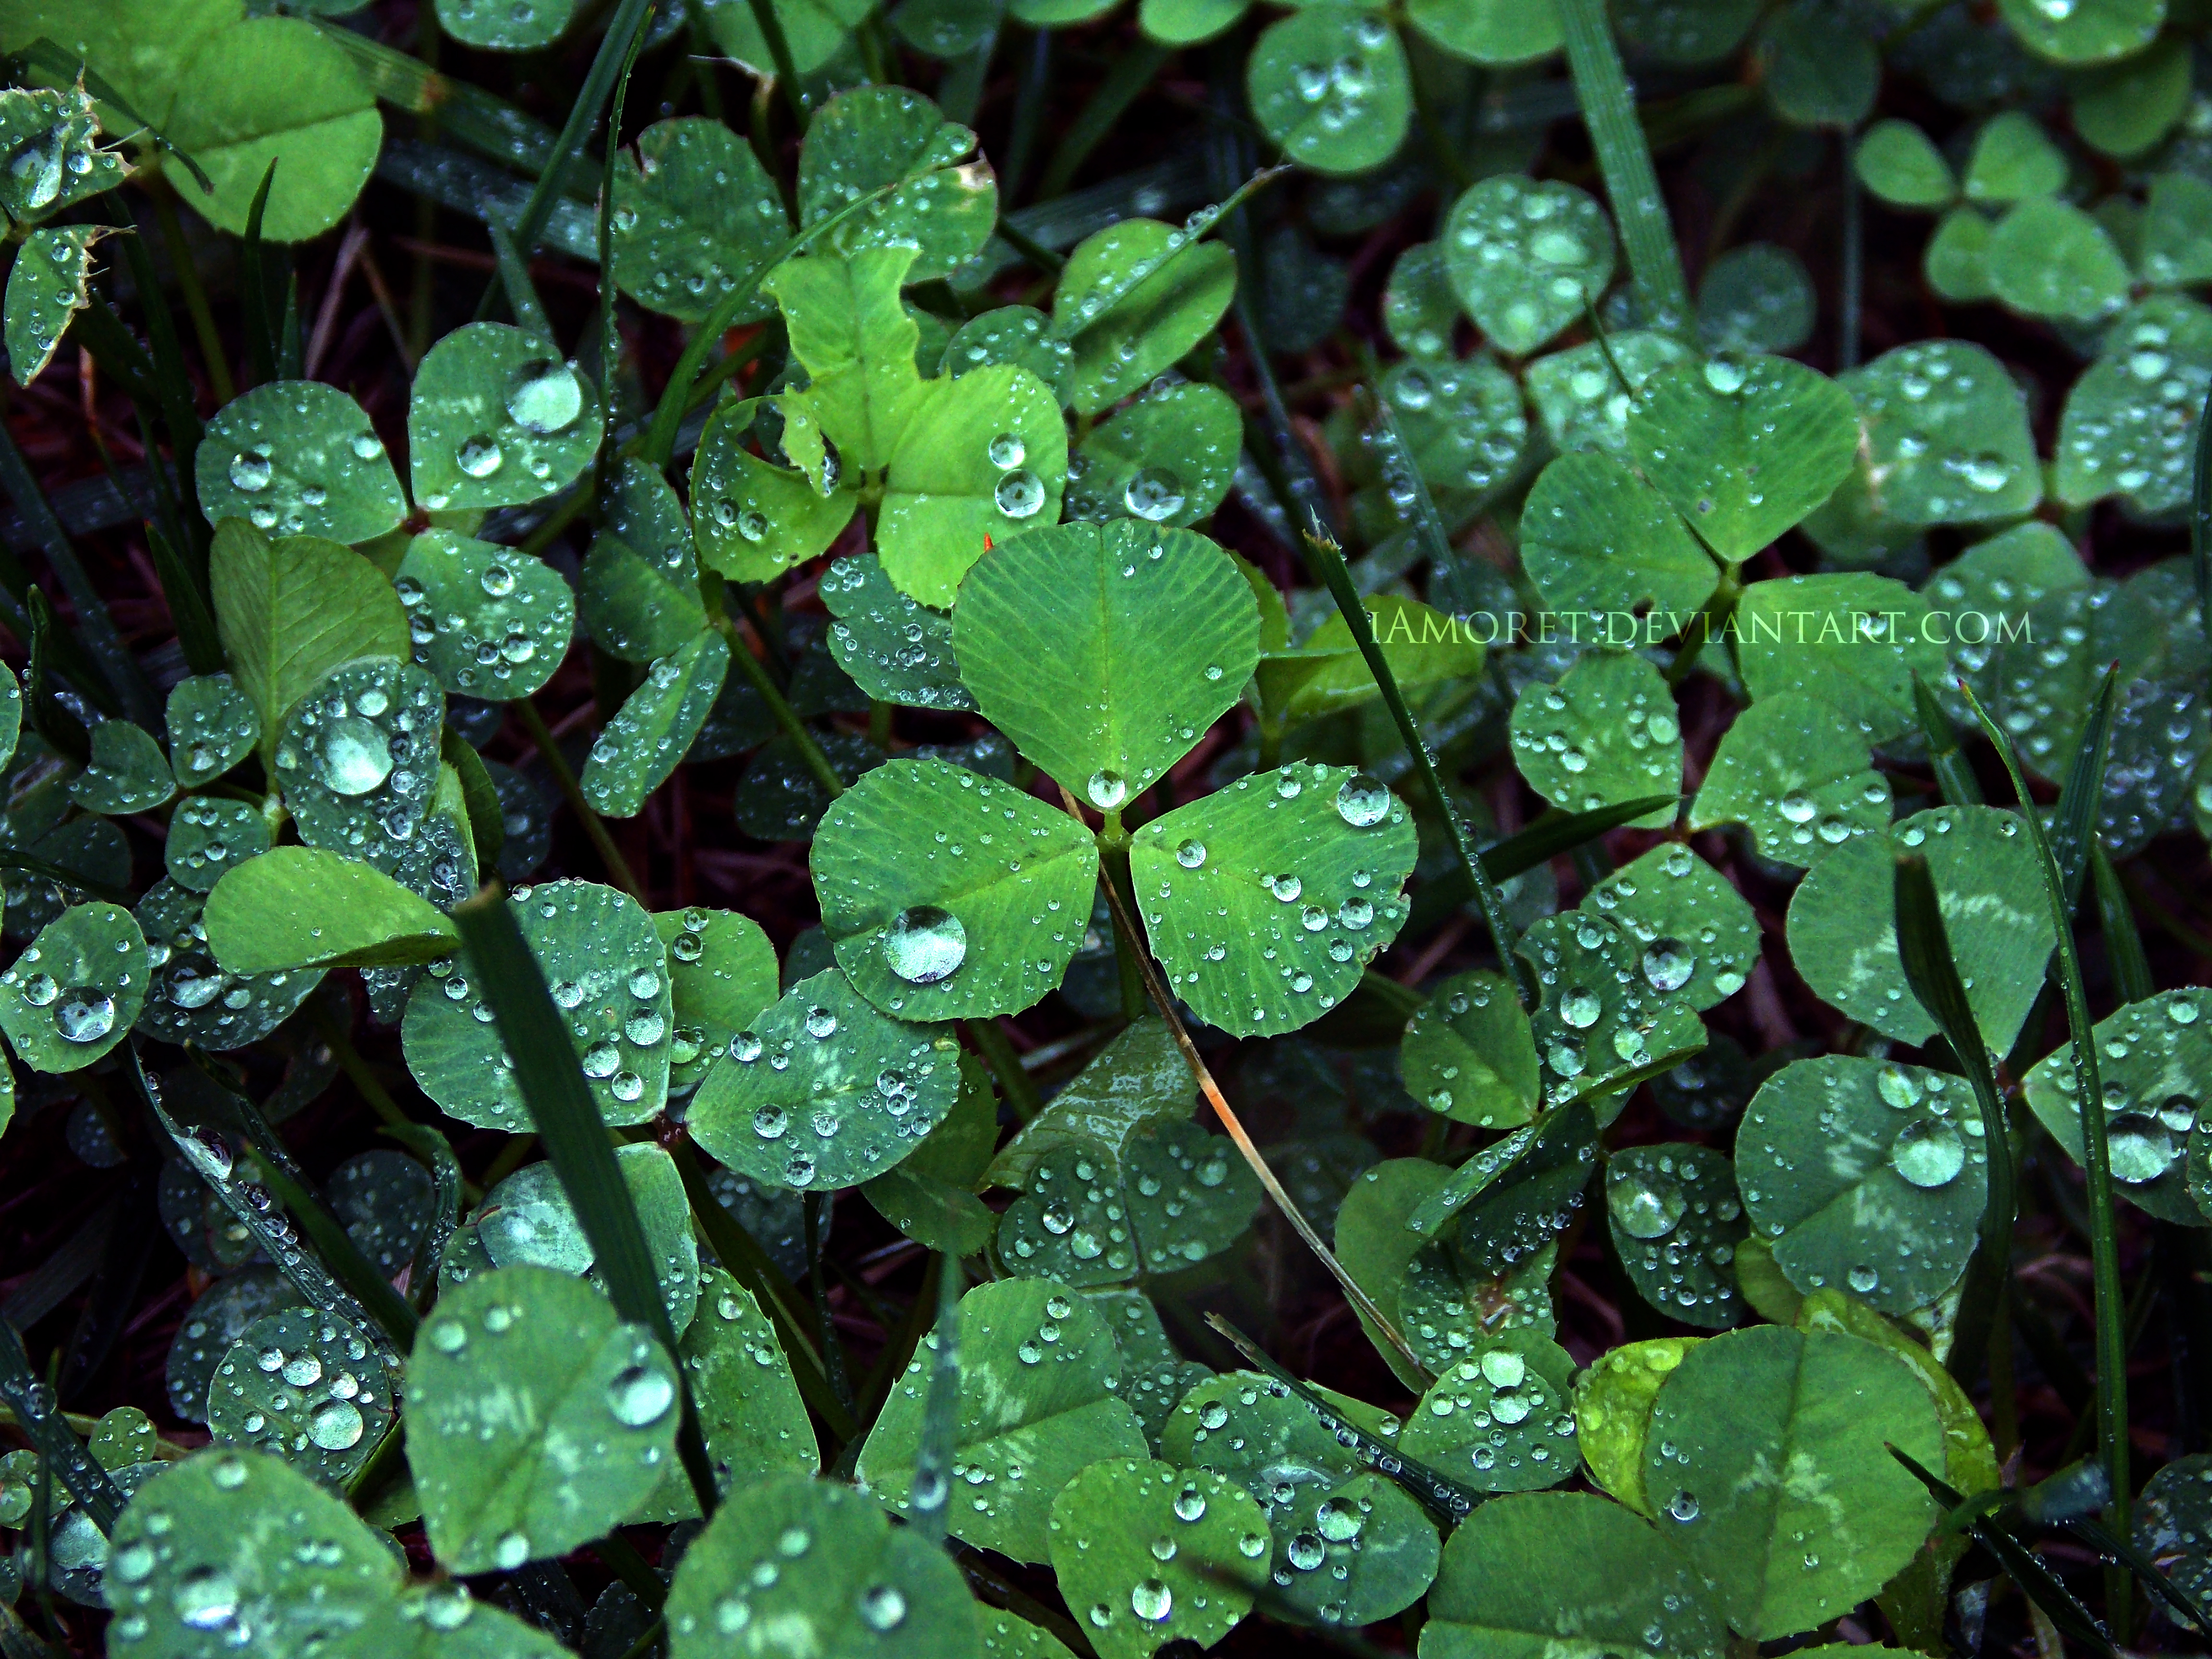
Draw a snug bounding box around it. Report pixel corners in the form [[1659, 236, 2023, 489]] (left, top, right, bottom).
[[711, 613, 846, 799], [513, 696, 648, 903], [804, 1190, 858, 1418], [962, 1017, 1042, 1122], [1061, 786, 1435, 1386], [1299, 523, 1535, 1013], [1095, 828, 1147, 1022], [1662, 564, 1743, 687]]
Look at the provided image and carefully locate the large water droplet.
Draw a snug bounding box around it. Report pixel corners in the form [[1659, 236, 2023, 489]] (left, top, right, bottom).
[[995, 469, 1046, 518], [1640, 939, 1695, 994], [309, 1398, 364, 1450], [506, 360, 584, 434], [173, 1566, 240, 1629], [605, 1364, 675, 1427], [1609, 1171, 1686, 1239], [881, 905, 967, 985], [857, 1585, 906, 1631], [1558, 987, 1602, 1029], [1087, 769, 1128, 810], [1124, 467, 1185, 522], [1888, 1118, 1966, 1189], [1335, 773, 1390, 828], [456, 435, 504, 479], [318, 717, 394, 795], [1130, 1579, 1173, 1622], [54, 988, 114, 1044], [2108, 1112, 2177, 1184], [228, 451, 273, 493]]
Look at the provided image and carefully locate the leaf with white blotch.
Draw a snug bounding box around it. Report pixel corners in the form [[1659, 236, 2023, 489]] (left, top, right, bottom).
[[2030, 989, 2211, 1226], [207, 1307, 393, 1488], [655, 907, 778, 1094], [687, 966, 962, 1192], [1643, 1324, 1942, 1638], [611, 117, 788, 325], [1688, 694, 1894, 869], [1509, 651, 1680, 828], [666, 1472, 981, 1659], [580, 632, 730, 818], [815, 758, 1099, 1022], [1626, 354, 1859, 564], [1046, 1458, 1268, 1659], [474, 1144, 699, 1337], [1379, 355, 1528, 505], [797, 86, 998, 284], [1402, 1328, 1581, 1492], [70, 718, 174, 813], [1840, 341, 2040, 526], [1050, 218, 1238, 416], [859, 1278, 1148, 1563], [1422, 1491, 1727, 1659], [1738, 1056, 1989, 1314], [1401, 969, 1540, 1129], [0, 900, 145, 1072], [1606, 1146, 1745, 1330], [1161, 1371, 1440, 1627], [407, 1266, 682, 1575], [168, 674, 260, 788], [400, 878, 673, 1131], [632, 1268, 819, 1522], [819, 554, 971, 710], [1786, 805, 2055, 1053], [955, 519, 1259, 805], [1573, 1338, 1704, 1515], [1736, 574, 1944, 745], [210, 521, 410, 754], [582, 459, 706, 663], [197, 382, 403, 544], [687, 394, 857, 583], [1131, 762, 1416, 1038], [103, 1449, 401, 1659], [1526, 331, 1693, 457], [206, 847, 457, 974], [274, 658, 445, 875], [1794, 1289, 1999, 1504], [1256, 595, 1485, 724], [1516, 913, 1706, 1117], [408, 324, 600, 512], [1519, 451, 1719, 624], [2056, 294, 2212, 515], [138, 881, 323, 1052], [1064, 380, 1240, 529], [5, 225, 105, 384], [1246, 5, 1411, 177], [1443, 175, 1615, 354], [0, 85, 122, 225], [395, 532, 572, 701], [1583, 844, 1758, 1016]]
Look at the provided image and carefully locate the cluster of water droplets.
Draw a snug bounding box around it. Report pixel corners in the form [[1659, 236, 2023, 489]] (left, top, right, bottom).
[[219, 394, 390, 536], [1605, 1146, 1746, 1323], [1382, 357, 1528, 495], [2058, 305, 2209, 508], [396, 541, 566, 693], [419, 355, 588, 512], [276, 663, 442, 864], [2037, 993, 2200, 1188], [1856, 343, 2023, 516], [208, 1309, 388, 1480], [1448, 175, 1610, 349]]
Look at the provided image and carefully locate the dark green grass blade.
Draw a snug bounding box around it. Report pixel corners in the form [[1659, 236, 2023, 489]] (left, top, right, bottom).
[[477, 0, 656, 322], [2050, 670, 2118, 911], [1301, 523, 1537, 1008], [2090, 842, 2152, 1005], [1912, 672, 1983, 805], [241, 159, 281, 387], [452, 886, 720, 1515], [1895, 851, 2014, 1391], [0, 1318, 123, 1534], [1891, 1444, 2114, 1658], [908, 1257, 963, 1546], [1206, 1315, 1480, 1527]]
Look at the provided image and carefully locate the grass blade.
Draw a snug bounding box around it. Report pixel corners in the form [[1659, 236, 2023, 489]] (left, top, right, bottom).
[[1206, 1315, 1476, 1526], [1553, 0, 1690, 332], [1911, 672, 1982, 806], [486, 221, 553, 342], [907, 1257, 963, 1546], [2195, 380, 2212, 653], [452, 885, 720, 1515], [1890, 1444, 2114, 1659], [1037, 42, 1173, 203], [2050, 670, 2118, 911], [240, 160, 281, 387], [1300, 523, 1537, 1010], [1894, 850, 2014, 1391], [1958, 675, 2130, 1610], [477, 0, 656, 321], [2090, 842, 2152, 1005], [0, 1319, 123, 1535]]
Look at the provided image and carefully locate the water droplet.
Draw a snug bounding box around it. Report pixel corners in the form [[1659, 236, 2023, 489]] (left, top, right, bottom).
[[1124, 467, 1185, 521], [606, 1364, 675, 1426], [456, 435, 504, 479], [1173, 1485, 1207, 1521], [857, 1584, 906, 1631], [2108, 1113, 2177, 1184], [1286, 1532, 1326, 1571], [987, 432, 1026, 469], [309, 1398, 364, 1450], [318, 717, 394, 796], [507, 360, 584, 434], [1315, 1496, 1364, 1542], [1087, 769, 1129, 810], [1609, 1171, 1686, 1239], [1130, 1579, 1173, 1622], [995, 469, 1046, 518], [1558, 987, 1602, 1029], [1641, 939, 1695, 993], [1176, 838, 1207, 869], [228, 451, 273, 493], [1335, 773, 1390, 828], [881, 905, 967, 985], [173, 1566, 239, 1629], [1888, 1119, 1966, 1189], [493, 1532, 530, 1570], [54, 988, 114, 1044]]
